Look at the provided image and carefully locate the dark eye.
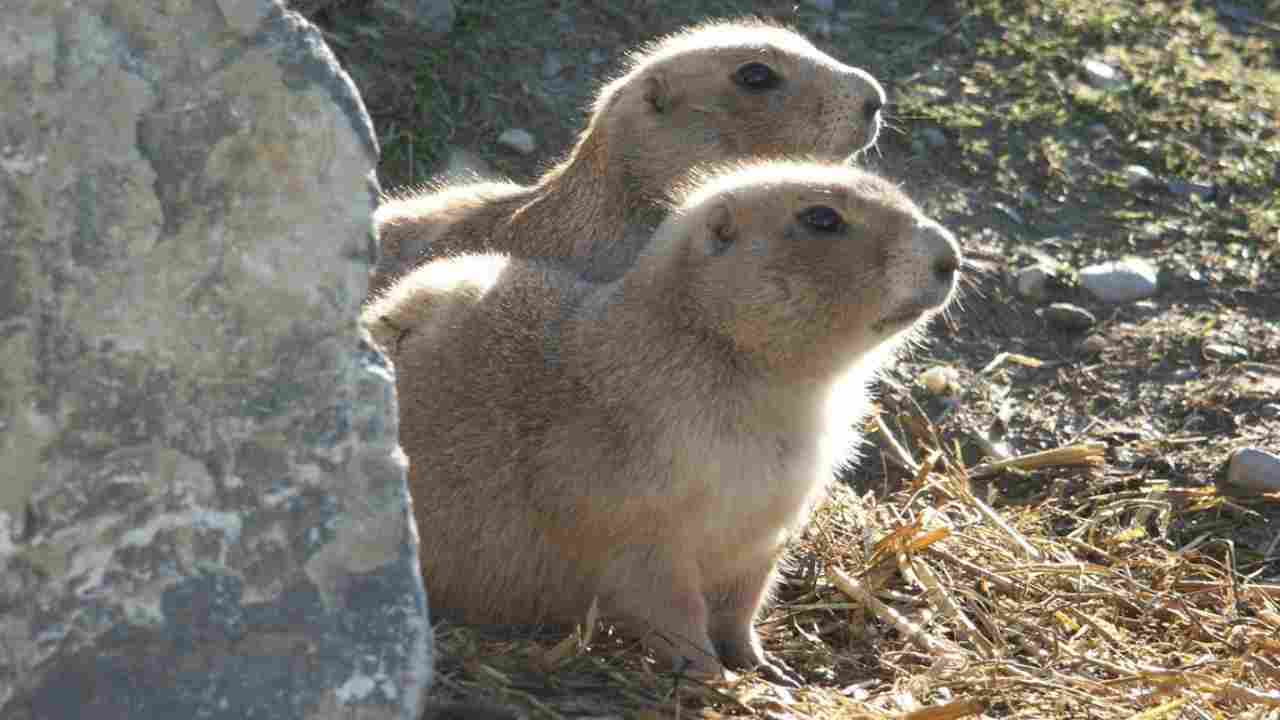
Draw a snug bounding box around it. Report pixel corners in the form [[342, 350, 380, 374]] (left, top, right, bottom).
[[798, 205, 845, 233], [734, 62, 781, 91]]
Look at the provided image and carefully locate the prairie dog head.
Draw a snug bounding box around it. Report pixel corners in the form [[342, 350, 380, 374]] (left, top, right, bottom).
[[636, 162, 960, 380], [592, 20, 886, 198]]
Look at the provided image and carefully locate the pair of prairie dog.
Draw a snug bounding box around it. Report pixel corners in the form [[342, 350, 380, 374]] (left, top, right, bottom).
[[365, 21, 962, 685]]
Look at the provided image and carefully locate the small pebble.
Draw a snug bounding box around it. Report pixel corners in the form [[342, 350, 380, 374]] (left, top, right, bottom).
[[1221, 447, 1280, 495], [1081, 58, 1127, 90], [1123, 164, 1159, 189], [920, 127, 947, 150], [919, 365, 959, 396], [497, 128, 536, 155], [1165, 179, 1216, 201], [1014, 264, 1053, 302], [1079, 257, 1159, 303], [914, 85, 949, 101], [542, 52, 565, 80], [1080, 334, 1107, 355], [1043, 303, 1096, 333], [1203, 342, 1247, 362], [994, 202, 1024, 225]]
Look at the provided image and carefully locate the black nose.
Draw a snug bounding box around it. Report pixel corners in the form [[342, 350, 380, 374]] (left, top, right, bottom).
[[862, 98, 882, 121]]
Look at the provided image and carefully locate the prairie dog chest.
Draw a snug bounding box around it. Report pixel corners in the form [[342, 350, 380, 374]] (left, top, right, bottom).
[[667, 425, 832, 545]]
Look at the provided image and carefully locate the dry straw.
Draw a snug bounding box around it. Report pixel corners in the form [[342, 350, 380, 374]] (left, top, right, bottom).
[[427, 400, 1279, 719]]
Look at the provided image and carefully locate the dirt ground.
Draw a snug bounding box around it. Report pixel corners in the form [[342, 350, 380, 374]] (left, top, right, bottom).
[[304, 1, 1279, 717]]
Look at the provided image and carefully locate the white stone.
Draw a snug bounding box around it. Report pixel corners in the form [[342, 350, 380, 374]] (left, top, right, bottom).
[[1224, 448, 1280, 495], [1082, 58, 1127, 90], [1203, 342, 1248, 362], [498, 128, 537, 155], [1079, 257, 1160, 303], [920, 127, 948, 150], [1123, 164, 1157, 188]]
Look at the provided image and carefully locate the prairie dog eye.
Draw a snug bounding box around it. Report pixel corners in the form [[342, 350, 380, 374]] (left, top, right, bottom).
[[798, 205, 845, 233], [734, 62, 781, 91]]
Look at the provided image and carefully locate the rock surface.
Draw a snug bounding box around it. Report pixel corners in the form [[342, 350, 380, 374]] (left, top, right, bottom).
[[1079, 258, 1160, 303], [1222, 448, 1280, 495], [0, 2, 431, 718]]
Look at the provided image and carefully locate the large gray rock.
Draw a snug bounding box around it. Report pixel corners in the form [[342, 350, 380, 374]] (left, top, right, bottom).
[[0, 2, 431, 719]]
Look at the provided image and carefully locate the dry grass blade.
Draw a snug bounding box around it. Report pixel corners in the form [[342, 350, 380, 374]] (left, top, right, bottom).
[[897, 697, 986, 719], [908, 555, 997, 659], [1121, 698, 1187, 719], [829, 567, 965, 657], [875, 412, 921, 474], [1220, 684, 1280, 707], [1174, 580, 1280, 600], [967, 442, 1107, 480], [951, 482, 1045, 562], [979, 351, 1047, 374]]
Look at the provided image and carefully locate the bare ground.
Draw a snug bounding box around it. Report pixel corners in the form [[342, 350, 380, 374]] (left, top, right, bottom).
[[304, 1, 1280, 716]]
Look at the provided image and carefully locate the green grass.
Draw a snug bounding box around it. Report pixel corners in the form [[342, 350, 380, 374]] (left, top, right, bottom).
[[890, 0, 1278, 277]]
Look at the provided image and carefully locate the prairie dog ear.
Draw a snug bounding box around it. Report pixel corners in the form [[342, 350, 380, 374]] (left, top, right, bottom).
[[706, 197, 737, 254], [643, 71, 676, 113]]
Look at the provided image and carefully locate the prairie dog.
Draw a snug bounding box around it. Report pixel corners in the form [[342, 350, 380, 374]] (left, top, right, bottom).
[[372, 162, 960, 683], [370, 19, 887, 294]]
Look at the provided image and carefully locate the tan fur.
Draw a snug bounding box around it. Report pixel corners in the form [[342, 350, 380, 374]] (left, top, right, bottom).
[[368, 19, 887, 296], [378, 161, 960, 681]]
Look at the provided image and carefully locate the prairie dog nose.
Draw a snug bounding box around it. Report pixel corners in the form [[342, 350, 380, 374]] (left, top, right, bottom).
[[842, 66, 885, 150], [917, 222, 962, 286], [848, 67, 886, 117], [863, 97, 883, 122]]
